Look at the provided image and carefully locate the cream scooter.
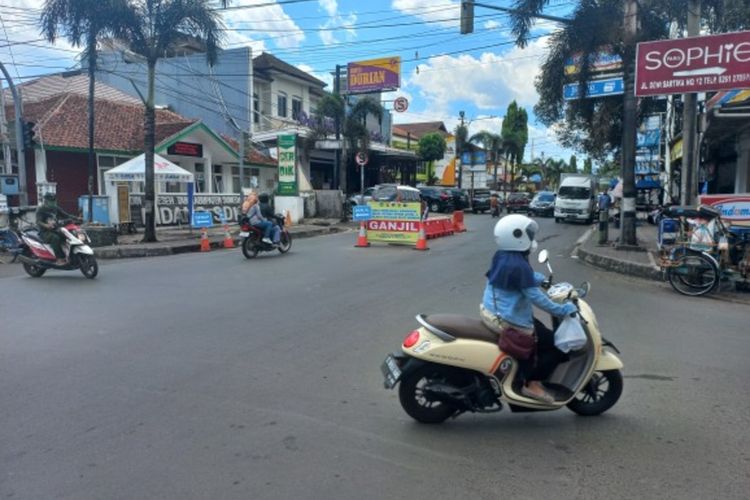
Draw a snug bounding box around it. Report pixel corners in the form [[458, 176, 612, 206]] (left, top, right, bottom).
[[381, 250, 623, 424]]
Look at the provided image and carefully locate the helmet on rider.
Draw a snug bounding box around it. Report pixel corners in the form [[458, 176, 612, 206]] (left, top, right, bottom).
[[493, 214, 538, 253]]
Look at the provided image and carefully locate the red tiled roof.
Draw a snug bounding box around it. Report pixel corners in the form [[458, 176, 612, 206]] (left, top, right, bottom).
[[221, 135, 277, 167], [6, 93, 194, 152]]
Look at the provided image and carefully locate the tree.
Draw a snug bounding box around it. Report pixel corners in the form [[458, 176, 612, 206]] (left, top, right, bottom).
[[583, 157, 593, 174], [417, 132, 446, 184], [469, 130, 503, 189], [501, 101, 529, 192], [121, 0, 227, 242], [40, 0, 132, 223], [569, 154, 578, 173]]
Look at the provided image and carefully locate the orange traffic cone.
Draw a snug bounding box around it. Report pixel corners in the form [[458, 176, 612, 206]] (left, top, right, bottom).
[[354, 221, 370, 248], [200, 227, 211, 252], [222, 222, 234, 248], [285, 210, 293, 227], [414, 221, 429, 251], [452, 210, 466, 232]]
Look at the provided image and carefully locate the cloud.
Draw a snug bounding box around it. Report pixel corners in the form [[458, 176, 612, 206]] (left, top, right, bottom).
[[319, 0, 338, 17], [221, 0, 305, 49], [484, 20, 501, 30], [296, 63, 333, 89], [391, 0, 459, 28], [407, 37, 550, 112], [316, 1, 357, 46]]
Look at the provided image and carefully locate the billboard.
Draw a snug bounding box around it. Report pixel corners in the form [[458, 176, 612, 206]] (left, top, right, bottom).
[[563, 77, 624, 100], [564, 49, 622, 76], [347, 57, 401, 94], [366, 201, 421, 244], [699, 194, 750, 227], [635, 30, 750, 96], [277, 134, 298, 196]]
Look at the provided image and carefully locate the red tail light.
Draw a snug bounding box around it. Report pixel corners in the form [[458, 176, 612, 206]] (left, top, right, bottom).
[[241, 223, 251, 231], [403, 330, 420, 348], [440, 192, 449, 200]]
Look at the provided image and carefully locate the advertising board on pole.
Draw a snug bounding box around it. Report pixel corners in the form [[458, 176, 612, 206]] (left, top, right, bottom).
[[366, 201, 421, 245], [699, 194, 750, 227], [564, 49, 622, 76], [277, 134, 298, 196], [636, 30, 750, 96], [347, 57, 401, 94], [563, 77, 624, 100]]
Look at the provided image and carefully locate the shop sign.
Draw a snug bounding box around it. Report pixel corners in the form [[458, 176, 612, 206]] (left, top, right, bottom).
[[699, 194, 750, 227], [167, 141, 203, 157], [347, 57, 401, 94], [564, 49, 622, 76], [129, 193, 241, 226], [636, 30, 750, 96], [366, 201, 421, 244], [277, 134, 298, 196], [563, 77, 624, 100]]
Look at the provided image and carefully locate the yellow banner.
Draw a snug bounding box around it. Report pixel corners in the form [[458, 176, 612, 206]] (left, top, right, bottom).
[[366, 201, 421, 245]]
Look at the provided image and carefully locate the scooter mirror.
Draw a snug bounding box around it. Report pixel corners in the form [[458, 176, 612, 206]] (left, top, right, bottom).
[[538, 249, 549, 264]]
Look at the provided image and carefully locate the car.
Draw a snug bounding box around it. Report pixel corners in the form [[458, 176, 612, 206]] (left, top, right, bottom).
[[471, 188, 492, 213], [528, 191, 556, 217], [372, 184, 421, 203], [445, 188, 470, 211], [349, 186, 376, 206], [506, 192, 532, 213], [418, 186, 454, 213]]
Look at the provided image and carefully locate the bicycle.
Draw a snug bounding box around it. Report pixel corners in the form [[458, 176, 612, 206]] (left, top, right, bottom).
[[658, 205, 750, 296]]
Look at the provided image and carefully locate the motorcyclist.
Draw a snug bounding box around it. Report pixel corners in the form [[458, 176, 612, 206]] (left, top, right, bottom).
[[479, 214, 577, 403], [36, 193, 78, 265], [241, 192, 273, 245], [258, 193, 281, 245]]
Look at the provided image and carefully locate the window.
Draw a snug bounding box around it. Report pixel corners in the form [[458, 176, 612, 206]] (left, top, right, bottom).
[[292, 97, 302, 120], [253, 93, 260, 124], [277, 92, 287, 118], [213, 164, 224, 193], [231, 166, 241, 193], [97, 155, 131, 195], [194, 163, 206, 193]]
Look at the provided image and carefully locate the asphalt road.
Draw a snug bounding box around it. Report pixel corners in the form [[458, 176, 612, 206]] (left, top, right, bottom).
[[1, 214, 748, 500]]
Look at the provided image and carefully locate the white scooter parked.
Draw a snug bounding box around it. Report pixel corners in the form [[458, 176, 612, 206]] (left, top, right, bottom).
[[381, 250, 623, 423]]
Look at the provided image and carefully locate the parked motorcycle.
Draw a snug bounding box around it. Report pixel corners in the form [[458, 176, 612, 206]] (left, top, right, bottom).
[[239, 214, 292, 259], [381, 249, 623, 423], [17, 221, 98, 279]]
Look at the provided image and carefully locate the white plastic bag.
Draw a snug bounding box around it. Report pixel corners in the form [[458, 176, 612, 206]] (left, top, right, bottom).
[[554, 316, 587, 353]]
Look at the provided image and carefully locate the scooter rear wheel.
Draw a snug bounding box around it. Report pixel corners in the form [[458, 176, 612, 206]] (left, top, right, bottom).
[[398, 365, 459, 424], [23, 262, 46, 278], [567, 369, 623, 416]]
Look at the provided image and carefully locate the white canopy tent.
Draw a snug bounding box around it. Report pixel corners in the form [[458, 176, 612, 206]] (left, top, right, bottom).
[[104, 154, 195, 225]]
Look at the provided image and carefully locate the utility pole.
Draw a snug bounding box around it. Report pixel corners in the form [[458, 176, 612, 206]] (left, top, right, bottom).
[[680, 0, 701, 206], [334, 64, 341, 191], [620, 0, 639, 247], [457, 111, 465, 189], [0, 61, 27, 206], [0, 80, 12, 175]]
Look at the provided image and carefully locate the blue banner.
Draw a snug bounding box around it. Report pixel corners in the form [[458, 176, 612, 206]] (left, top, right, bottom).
[[191, 210, 213, 228], [563, 77, 624, 100], [352, 204, 372, 221]]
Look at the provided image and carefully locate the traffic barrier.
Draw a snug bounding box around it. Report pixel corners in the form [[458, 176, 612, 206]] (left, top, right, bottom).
[[414, 221, 429, 251], [200, 227, 211, 252], [354, 221, 370, 248], [452, 210, 467, 232], [222, 223, 234, 248], [441, 218, 455, 235]]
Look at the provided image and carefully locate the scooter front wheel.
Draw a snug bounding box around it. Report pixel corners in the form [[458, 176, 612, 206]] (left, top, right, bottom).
[[398, 365, 459, 424], [567, 369, 623, 416], [78, 254, 98, 279]]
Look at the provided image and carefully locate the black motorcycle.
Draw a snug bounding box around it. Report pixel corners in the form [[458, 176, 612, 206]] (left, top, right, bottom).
[[239, 214, 292, 259]]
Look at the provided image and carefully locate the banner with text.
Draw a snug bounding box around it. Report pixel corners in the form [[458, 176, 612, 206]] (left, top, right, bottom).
[[277, 134, 298, 196], [347, 57, 401, 94], [366, 201, 421, 245], [130, 193, 241, 226]]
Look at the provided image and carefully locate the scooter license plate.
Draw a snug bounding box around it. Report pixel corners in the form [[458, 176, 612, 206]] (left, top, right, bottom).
[[381, 354, 402, 389], [239, 232, 250, 237]]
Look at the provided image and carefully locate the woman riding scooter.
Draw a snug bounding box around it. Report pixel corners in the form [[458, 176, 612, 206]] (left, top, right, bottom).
[[479, 214, 577, 403]]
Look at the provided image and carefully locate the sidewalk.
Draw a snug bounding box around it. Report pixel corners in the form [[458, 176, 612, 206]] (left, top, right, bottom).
[[95, 218, 357, 259], [575, 220, 750, 304]]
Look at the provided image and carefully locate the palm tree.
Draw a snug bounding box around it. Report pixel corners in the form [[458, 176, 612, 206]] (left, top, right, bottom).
[[453, 123, 468, 187], [121, 0, 227, 242], [469, 130, 503, 190], [40, 0, 132, 222]]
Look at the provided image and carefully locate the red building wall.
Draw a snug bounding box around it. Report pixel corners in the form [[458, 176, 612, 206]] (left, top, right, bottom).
[[43, 150, 90, 213]]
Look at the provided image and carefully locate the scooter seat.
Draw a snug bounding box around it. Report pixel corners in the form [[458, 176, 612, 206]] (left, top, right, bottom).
[[422, 314, 498, 343]]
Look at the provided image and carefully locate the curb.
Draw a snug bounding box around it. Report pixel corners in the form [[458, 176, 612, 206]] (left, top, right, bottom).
[[96, 226, 345, 260], [574, 229, 662, 282]]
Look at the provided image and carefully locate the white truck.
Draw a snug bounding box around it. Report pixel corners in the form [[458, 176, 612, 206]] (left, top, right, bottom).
[[554, 174, 596, 224]]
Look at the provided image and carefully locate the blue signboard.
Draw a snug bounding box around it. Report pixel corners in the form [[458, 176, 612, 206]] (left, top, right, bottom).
[[191, 210, 214, 228], [461, 152, 472, 165], [352, 204, 372, 221], [563, 77, 624, 100]]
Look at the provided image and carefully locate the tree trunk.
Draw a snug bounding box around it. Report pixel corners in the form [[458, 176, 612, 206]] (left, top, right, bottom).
[[142, 59, 157, 242], [620, 0, 638, 246], [86, 35, 96, 223]]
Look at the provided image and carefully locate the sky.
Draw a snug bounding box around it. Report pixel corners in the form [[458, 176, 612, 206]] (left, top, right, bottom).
[[0, 0, 578, 162]]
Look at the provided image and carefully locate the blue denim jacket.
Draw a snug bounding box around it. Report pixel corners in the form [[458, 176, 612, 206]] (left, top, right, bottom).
[[482, 272, 576, 329]]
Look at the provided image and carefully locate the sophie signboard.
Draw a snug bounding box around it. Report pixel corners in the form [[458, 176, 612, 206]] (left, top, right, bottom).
[[636, 30, 750, 96], [277, 134, 298, 196], [347, 57, 401, 94]]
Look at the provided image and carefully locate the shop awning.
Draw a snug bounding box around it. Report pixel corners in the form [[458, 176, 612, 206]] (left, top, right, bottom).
[[104, 154, 195, 183]]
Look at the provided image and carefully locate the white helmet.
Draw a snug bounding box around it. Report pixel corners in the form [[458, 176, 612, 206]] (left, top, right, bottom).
[[493, 214, 539, 252]]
